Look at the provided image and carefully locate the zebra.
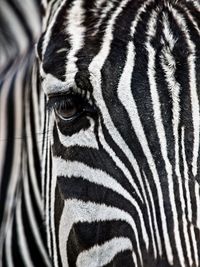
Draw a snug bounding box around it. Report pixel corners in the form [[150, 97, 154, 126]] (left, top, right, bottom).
[[0, 0, 51, 266], [1, 0, 200, 266]]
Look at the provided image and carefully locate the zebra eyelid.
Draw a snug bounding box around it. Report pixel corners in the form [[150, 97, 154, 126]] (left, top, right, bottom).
[[46, 90, 91, 112]]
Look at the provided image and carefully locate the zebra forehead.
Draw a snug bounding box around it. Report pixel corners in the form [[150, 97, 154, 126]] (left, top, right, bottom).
[[38, 0, 199, 83]]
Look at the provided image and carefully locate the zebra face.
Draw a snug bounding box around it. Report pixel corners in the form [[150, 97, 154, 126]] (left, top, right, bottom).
[[37, 0, 200, 266]]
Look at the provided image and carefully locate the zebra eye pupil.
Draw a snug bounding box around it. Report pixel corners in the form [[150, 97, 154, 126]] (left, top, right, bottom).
[[48, 93, 96, 123], [54, 98, 80, 121], [57, 105, 78, 120]]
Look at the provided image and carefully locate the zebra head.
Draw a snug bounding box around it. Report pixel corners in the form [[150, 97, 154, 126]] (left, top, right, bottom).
[[37, 0, 200, 266]]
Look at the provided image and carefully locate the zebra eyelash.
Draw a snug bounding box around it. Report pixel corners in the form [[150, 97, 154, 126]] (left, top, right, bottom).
[[46, 90, 91, 112], [47, 97, 73, 112]]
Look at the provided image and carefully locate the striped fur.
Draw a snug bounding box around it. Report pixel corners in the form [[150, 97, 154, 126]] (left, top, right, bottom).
[[38, 0, 200, 266], [0, 1, 51, 266], [1, 0, 200, 266]]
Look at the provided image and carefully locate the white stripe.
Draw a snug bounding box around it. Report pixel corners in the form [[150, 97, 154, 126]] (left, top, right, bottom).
[[0, 63, 24, 258], [181, 128, 192, 220], [117, 2, 165, 254], [181, 127, 198, 266], [0, 76, 10, 188], [76, 237, 133, 267], [42, 0, 64, 32], [92, 0, 115, 36], [89, 82, 145, 205], [97, 124, 143, 204], [89, 0, 130, 72], [89, 0, 149, 214], [16, 197, 34, 267], [170, 7, 199, 178], [143, 172, 162, 257], [59, 200, 142, 267], [94, 0, 107, 10], [191, 1, 200, 11], [50, 116, 59, 267], [42, 0, 47, 9], [42, 0, 66, 58], [57, 118, 98, 149], [43, 113, 52, 257], [32, 63, 42, 153], [42, 73, 72, 95], [54, 157, 149, 249], [182, 7, 200, 37], [132, 251, 138, 267], [39, 91, 46, 158], [23, 156, 51, 267], [5, 218, 14, 267], [129, 0, 153, 34], [41, 96, 49, 200], [146, 10, 180, 265], [190, 227, 198, 267], [195, 182, 200, 230], [65, 0, 86, 84], [88, 0, 153, 208], [117, 40, 165, 259], [25, 75, 42, 213], [161, 13, 193, 266]]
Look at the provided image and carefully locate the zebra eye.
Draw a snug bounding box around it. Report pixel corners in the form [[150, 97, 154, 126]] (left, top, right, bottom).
[[56, 103, 77, 120], [47, 93, 96, 123], [53, 95, 83, 122]]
